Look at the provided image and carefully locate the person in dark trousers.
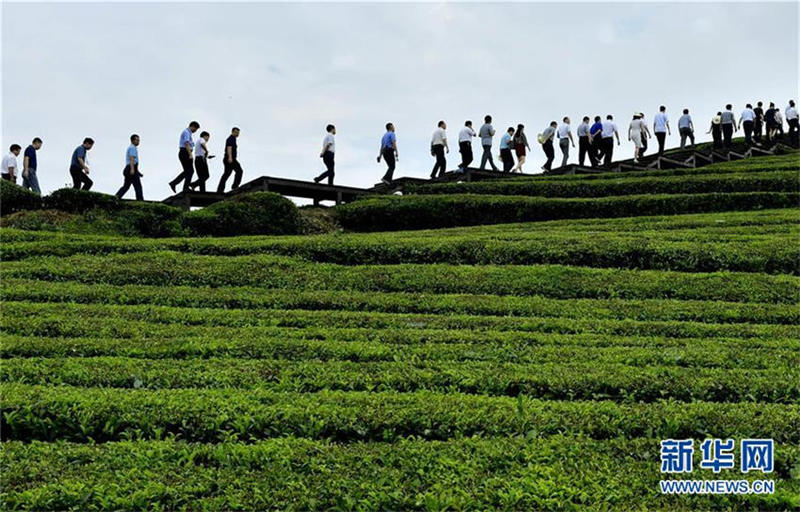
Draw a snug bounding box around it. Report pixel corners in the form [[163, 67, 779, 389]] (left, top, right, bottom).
[[677, 109, 694, 148], [116, 134, 143, 200], [707, 112, 722, 149], [753, 101, 765, 143], [764, 102, 777, 143], [170, 121, 199, 193], [217, 127, 244, 193], [589, 116, 603, 166], [774, 107, 785, 140], [576, 117, 594, 167], [786, 100, 799, 147], [457, 120, 476, 172], [653, 105, 670, 155], [22, 138, 42, 195], [720, 104, 736, 148], [600, 115, 620, 167], [430, 120, 449, 178], [639, 113, 649, 158], [69, 138, 94, 190], [2, 144, 21, 183], [377, 123, 398, 185], [540, 121, 557, 172], [478, 115, 499, 171], [314, 124, 337, 185], [738, 104, 756, 145], [499, 126, 515, 172], [190, 131, 214, 192]]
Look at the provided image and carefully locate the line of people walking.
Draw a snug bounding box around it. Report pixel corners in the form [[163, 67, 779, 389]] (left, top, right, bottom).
[[169, 122, 244, 195], [4, 99, 797, 198]]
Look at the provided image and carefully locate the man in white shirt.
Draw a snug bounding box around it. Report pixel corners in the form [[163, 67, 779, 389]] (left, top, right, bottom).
[[600, 115, 620, 167], [653, 106, 670, 155], [738, 104, 756, 146], [478, 115, 499, 171], [430, 120, 449, 178], [2, 144, 21, 183], [786, 100, 799, 147], [314, 124, 337, 185], [557, 117, 575, 168], [457, 120, 476, 172], [576, 117, 594, 167]]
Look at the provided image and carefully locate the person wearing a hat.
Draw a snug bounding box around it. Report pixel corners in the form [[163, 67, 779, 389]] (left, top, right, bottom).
[[707, 112, 723, 149], [628, 112, 649, 163]]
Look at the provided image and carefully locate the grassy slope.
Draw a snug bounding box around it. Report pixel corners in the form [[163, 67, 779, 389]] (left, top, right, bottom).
[[1, 153, 799, 510]]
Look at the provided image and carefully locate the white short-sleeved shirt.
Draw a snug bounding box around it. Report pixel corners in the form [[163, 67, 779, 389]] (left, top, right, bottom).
[[654, 112, 669, 132], [458, 127, 476, 143], [322, 133, 335, 154], [786, 106, 799, 121], [601, 120, 618, 138], [740, 109, 755, 122], [196, 139, 208, 157], [431, 128, 447, 146], [2, 153, 18, 174], [557, 124, 571, 139]]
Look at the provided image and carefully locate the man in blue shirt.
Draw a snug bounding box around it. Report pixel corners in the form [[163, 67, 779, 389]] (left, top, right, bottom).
[[69, 138, 94, 190], [169, 121, 199, 193], [377, 123, 398, 185], [217, 127, 243, 193], [589, 116, 603, 167], [115, 134, 143, 200], [678, 109, 694, 148], [499, 126, 515, 172], [22, 138, 42, 195]]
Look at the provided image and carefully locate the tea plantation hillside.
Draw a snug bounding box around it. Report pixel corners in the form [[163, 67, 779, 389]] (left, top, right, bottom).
[[1, 153, 799, 510]]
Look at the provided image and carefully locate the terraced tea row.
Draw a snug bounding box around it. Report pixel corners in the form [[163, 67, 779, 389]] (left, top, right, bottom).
[[3, 437, 797, 511], [4, 255, 799, 301], [5, 334, 797, 368], [410, 171, 799, 198], [4, 385, 800, 443], [5, 302, 798, 340], [5, 279, 797, 324], [504, 152, 800, 181], [337, 192, 799, 231], [3, 358, 798, 402]]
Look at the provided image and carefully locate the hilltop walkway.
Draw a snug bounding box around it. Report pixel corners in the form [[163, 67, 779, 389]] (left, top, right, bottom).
[[162, 140, 790, 210]]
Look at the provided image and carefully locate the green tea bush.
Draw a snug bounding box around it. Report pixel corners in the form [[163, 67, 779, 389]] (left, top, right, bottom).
[[183, 192, 301, 236], [43, 188, 121, 213], [120, 202, 185, 237], [0, 180, 41, 216]]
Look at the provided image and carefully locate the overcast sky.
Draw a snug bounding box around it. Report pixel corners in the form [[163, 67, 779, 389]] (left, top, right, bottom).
[[2, 1, 798, 200]]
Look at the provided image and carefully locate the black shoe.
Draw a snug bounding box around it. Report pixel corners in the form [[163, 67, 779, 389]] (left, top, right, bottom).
[[169, 182, 177, 193], [313, 176, 321, 183]]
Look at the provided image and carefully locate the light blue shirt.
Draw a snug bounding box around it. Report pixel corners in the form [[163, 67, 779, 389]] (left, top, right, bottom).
[[126, 145, 139, 165], [678, 114, 692, 129], [381, 131, 396, 149], [500, 133, 512, 149], [179, 128, 194, 150]]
